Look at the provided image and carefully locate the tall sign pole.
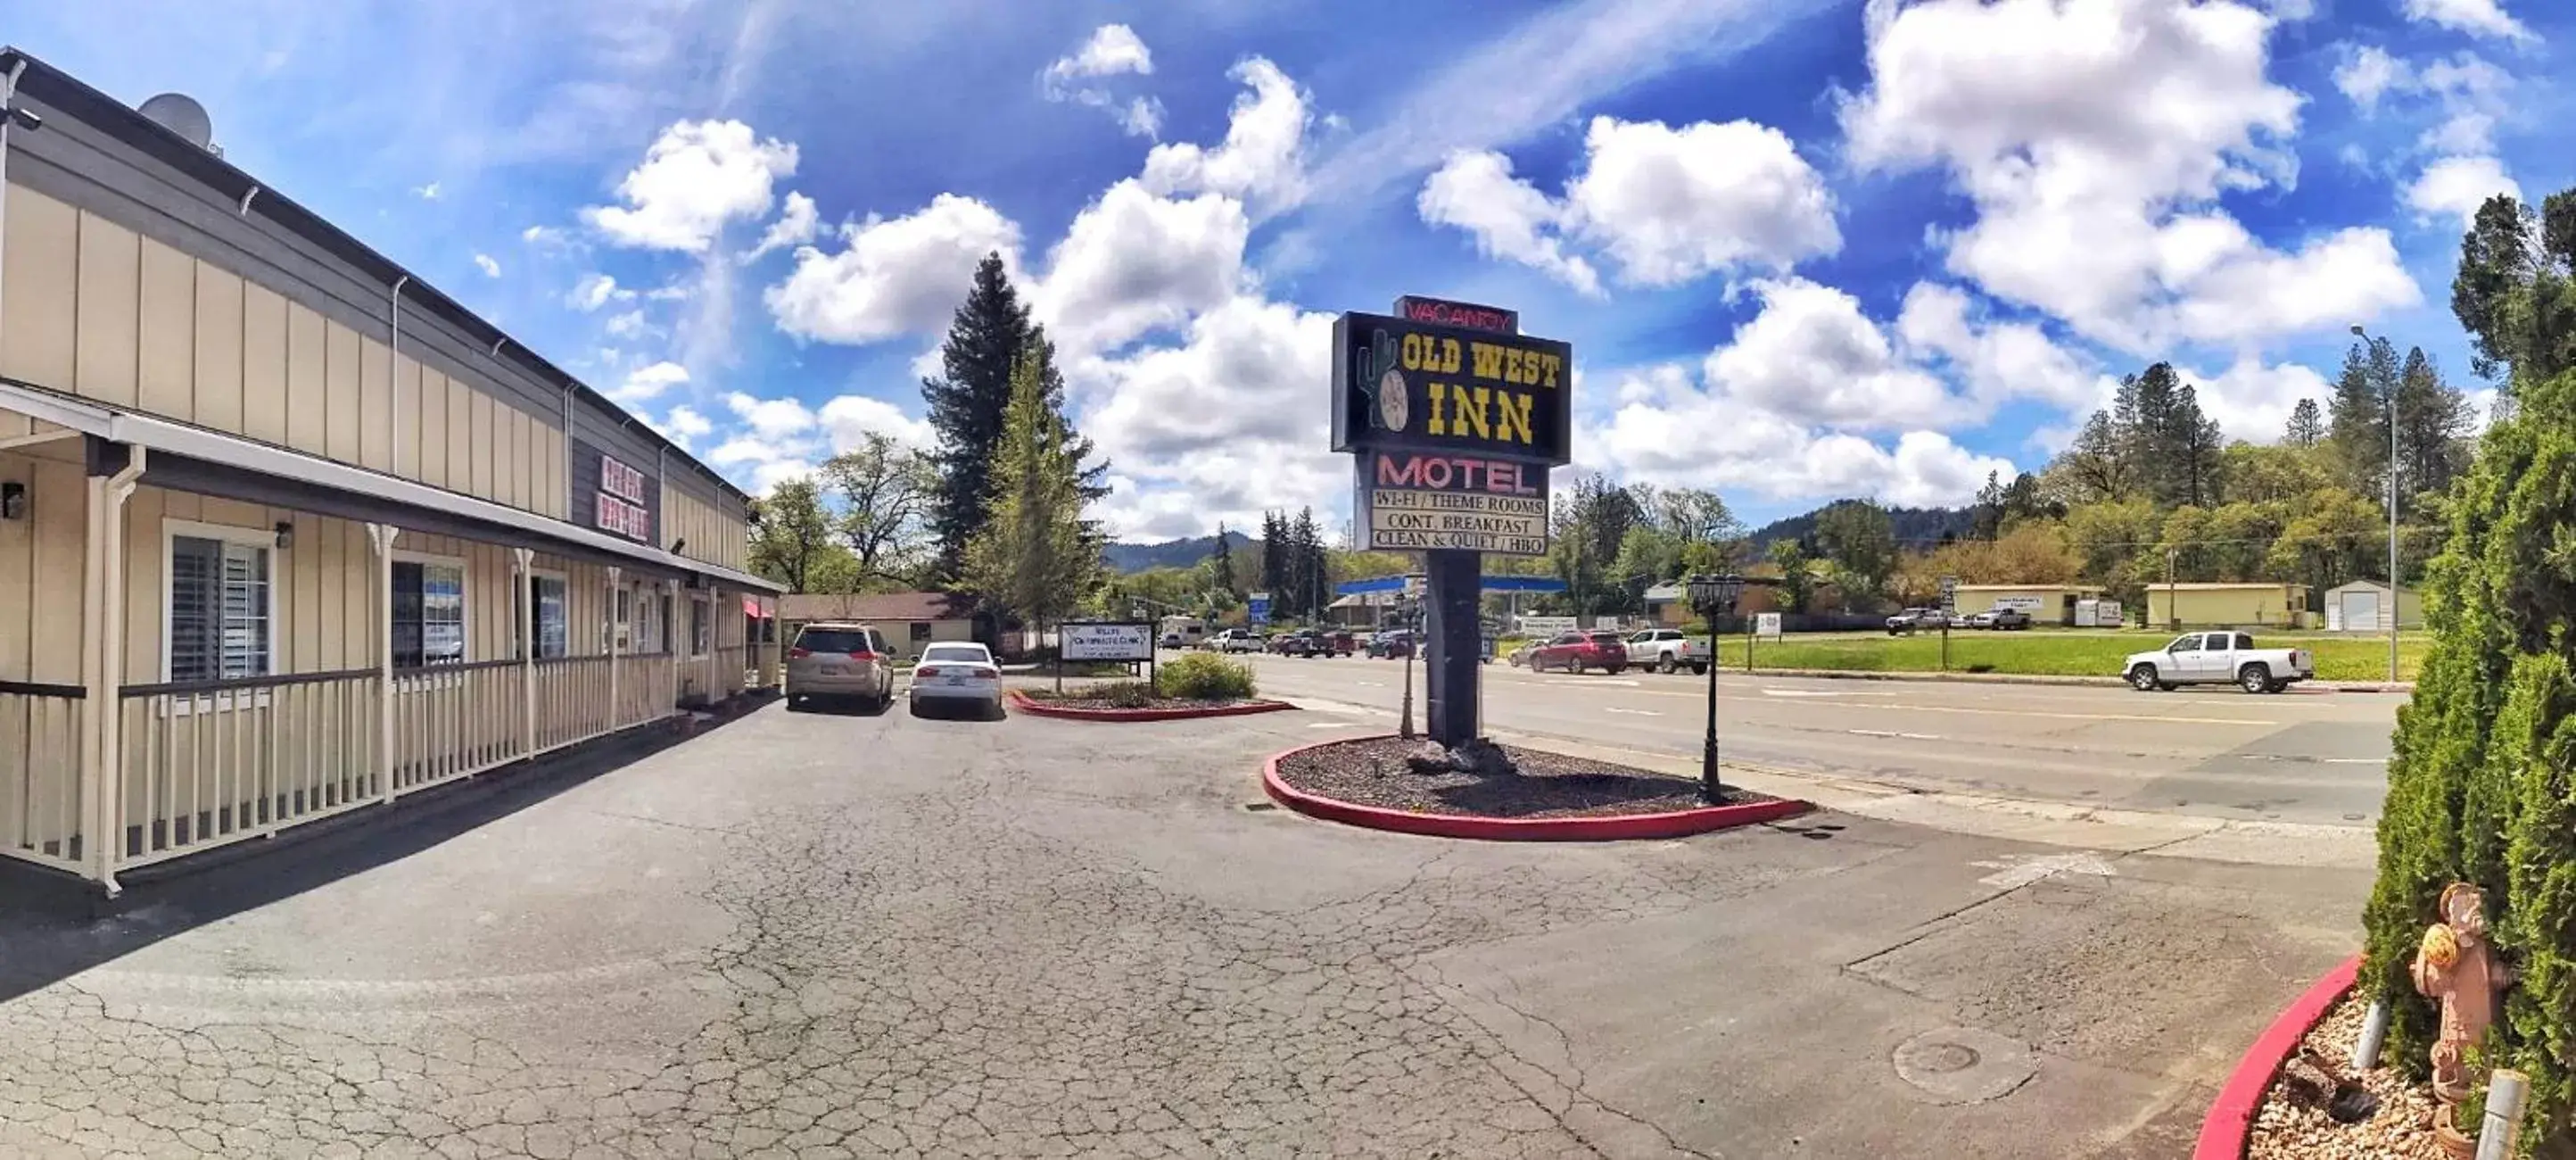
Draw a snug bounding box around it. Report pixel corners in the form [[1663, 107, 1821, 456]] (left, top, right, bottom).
[[1332, 296, 1571, 748]]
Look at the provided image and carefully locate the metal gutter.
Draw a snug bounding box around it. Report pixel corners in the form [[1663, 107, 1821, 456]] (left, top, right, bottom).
[[0, 378, 783, 592]]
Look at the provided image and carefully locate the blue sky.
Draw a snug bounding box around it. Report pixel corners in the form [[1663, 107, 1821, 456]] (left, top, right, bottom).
[[6, 0, 2564, 539]]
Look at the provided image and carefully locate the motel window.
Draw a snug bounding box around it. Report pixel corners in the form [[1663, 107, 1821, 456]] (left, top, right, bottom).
[[392, 559, 467, 668], [658, 593, 674, 655], [690, 595, 710, 657], [615, 586, 632, 652], [529, 576, 569, 659], [169, 532, 273, 683]]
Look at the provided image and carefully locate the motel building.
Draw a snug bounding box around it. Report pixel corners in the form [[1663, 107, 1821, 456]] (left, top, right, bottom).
[[0, 53, 784, 896]]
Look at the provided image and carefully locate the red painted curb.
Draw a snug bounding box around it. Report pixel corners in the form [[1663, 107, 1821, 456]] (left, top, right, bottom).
[[1261, 733, 1813, 841], [2193, 954, 2363, 1160], [1007, 689, 1295, 722]]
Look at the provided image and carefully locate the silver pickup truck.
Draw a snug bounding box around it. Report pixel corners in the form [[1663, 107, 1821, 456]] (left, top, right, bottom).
[[2123, 630, 2314, 693], [1625, 628, 1712, 675]]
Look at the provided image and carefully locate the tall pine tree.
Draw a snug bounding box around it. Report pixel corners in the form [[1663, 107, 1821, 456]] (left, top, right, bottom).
[[2283, 398, 2325, 447], [962, 351, 1100, 629], [922, 253, 1108, 583], [1258, 511, 1286, 598], [2394, 346, 2474, 511], [1292, 508, 1325, 619], [1210, 523, 1236, 597], [2329, 336, 2400, 500]]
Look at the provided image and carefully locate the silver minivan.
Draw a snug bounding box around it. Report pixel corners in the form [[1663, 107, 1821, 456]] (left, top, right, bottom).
[[785, 622, 894, 711]]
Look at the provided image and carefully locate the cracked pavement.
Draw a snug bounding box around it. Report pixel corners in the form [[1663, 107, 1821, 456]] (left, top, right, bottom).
[[1, 700, 2368, 1156]]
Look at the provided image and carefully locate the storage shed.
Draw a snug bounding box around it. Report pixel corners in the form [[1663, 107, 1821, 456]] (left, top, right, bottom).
[[1949, 584, 2105, 626], [2143, 583, 2311, 629], [2323, 580, 2422, 632]]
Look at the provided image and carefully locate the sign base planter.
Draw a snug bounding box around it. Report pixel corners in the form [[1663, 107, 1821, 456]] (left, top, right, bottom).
[[1262, 733, 1812, 841], [2194, 954, 2361, 1159], [1006, 690, 1294, 722]]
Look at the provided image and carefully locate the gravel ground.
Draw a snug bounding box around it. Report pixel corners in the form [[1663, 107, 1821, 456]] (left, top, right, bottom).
[[1274, 735, 1773, 819], [2246, 993, 2450, 1159], [1020, 693, 1268, 712]]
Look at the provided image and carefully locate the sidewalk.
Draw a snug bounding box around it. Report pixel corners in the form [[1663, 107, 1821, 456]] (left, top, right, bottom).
[[1712, 665, 2412, 693]]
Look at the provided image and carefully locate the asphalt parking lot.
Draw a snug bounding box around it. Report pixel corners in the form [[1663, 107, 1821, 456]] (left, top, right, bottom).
[[0, 699, 2365, 1157]]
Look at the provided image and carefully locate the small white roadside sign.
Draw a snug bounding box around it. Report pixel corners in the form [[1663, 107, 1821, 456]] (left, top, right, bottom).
[[1061, 623, 1154, 661]]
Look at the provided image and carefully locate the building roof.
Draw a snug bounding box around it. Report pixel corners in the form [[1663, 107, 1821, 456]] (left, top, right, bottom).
[[778, 592, 978, 623], [2324, 579, 2411, 593], [0, 46, 747, 506], [2148, 582, 2311, 591]]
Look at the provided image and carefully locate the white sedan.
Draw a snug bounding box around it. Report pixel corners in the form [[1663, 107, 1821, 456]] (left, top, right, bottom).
[[909, 642, 1004, 717]]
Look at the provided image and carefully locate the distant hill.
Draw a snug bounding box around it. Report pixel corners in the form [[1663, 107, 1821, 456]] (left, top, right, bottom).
[[1747, 503, 1975, 551], [1103, 530, 1256, 574]]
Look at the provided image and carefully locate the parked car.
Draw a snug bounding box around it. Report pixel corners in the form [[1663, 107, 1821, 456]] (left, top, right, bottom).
[[1271, 628, 1353, 658], [1968, 608, 2033, 631], [1367, 630, 1416, 659], [1505, 642, 1534, 667], [909, 642, 1003, 717], [1206, 628, 1267, 653], [1885, 608, 1944, 634], [1528, 630, 1631, 675], [785, 622, 895, 711], [1624, 628, 1712, 675], [2122, 631, 2314, 693]]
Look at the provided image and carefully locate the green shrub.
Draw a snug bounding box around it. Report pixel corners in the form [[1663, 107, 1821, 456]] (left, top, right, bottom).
[[1155, 652, 1255, 700], [2361, 366, 2576, 1148]]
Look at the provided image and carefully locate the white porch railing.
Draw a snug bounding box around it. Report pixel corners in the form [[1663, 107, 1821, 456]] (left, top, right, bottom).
[[1, 682, 87, 874], [533, 654, 615, 752], [116, 668, 380, 869], [392, 660, 527, 796]]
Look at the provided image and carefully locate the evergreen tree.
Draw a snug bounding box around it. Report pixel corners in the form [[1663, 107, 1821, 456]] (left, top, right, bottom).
[[1210, 523, 1236, 597], [2361, 364, 2576, 1147], [2283, 398, 2326, 447], [1292, 508, 1326, 619], [922, 253, 1109, 582], [2395, 347, 2475, 512], [1814, 499, 1899, 606], [962, 352, 1100, 630], [1972, 470, 2007, 541], [1258, 511, 1286, 599], [2330, 336, 2400, 499], [2171, 383, 2225, 510]]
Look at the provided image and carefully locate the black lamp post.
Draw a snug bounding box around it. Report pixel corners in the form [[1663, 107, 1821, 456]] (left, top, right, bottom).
[[1687, 574, 1745, 803]]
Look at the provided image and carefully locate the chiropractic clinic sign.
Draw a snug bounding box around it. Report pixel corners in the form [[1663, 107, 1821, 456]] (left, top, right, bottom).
[[1329, 311, 1573, 468]]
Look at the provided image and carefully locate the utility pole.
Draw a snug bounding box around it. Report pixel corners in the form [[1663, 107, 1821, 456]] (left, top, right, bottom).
[[2353, 324, 2401, 684]]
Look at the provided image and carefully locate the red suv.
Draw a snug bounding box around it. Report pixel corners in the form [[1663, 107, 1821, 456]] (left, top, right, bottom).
[[1528, 630, 1631, 675]]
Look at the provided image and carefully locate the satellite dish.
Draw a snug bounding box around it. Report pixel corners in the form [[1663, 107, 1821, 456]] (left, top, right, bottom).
[[137, 93, 215, 152]]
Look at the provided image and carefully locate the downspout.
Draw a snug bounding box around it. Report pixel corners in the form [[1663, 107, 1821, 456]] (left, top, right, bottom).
[[387, 277, 407, 472], [83, 444, 146, 897]]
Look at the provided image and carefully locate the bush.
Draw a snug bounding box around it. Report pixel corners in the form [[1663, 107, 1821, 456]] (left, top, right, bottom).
[[2361, 366, 2576, 1148], [1083, 681, 1160, 708], [1155, 652, 1256, 700]]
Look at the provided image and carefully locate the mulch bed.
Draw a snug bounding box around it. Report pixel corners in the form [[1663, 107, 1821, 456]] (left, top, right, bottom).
[[2246, 991, 2448, 1159], [1028, 696, 1263, 712], [1272, 735, 1776, 820]]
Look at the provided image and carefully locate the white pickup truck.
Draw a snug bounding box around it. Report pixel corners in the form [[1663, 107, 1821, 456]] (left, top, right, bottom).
[[2123, 630, 2313, 693], [1625, 628, 1713, 675]]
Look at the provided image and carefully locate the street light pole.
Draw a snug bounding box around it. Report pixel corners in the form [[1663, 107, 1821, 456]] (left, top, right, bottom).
[[2353, 324, 2400, 684], [1687, 575, 1744, 803]]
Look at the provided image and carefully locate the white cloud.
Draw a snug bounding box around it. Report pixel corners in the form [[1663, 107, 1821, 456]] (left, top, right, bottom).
[[473, 253, 500, 278], [2333, 45, 2409, 113], [747, 191, 821, 260], [1040, 24, 1165, 139], [414, 181, 441, 201], [2415, 54, 2513, 154], [764, 194, 1022, 344], [2178, 357, 2333, 440], [1416, 151, 1603, 295], [1140, 58, 1310, 217], [1416, 115, 1837, 293], [612, 360, 689, 403], [568, 272, 634, 311], [1033, 179, 1247, 356], [1589, 364, 2012, 507], [1895, 282, 2106, 411], [1702, 278, 1952, 429], [522, 224, 569, 247], [724, 391, 817, 440], [818, 394, 935, 451], [2407, 154, 2522, 228], [2399, 0, 2536, 42], [604, 309, 649, 339], [1076, 294, 1350, 538], [582, 119, 799, 253], [647, 403, 714, 451], [1564, 116, 1839, 286]]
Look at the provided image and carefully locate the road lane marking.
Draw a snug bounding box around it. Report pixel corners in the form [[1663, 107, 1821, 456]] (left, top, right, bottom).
[[1547, 678, 1639, 687], [1848, 728, 1943, 741], [1307, 721, 1362, 729], [1605, 708, 1661, 717]]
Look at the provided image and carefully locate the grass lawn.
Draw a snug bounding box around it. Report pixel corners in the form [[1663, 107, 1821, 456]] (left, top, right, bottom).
[[1721, 628, 2428, 683]]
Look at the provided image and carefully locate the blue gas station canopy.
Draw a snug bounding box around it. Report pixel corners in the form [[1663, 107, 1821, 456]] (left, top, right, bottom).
[[1335, 575, 1566, 596]]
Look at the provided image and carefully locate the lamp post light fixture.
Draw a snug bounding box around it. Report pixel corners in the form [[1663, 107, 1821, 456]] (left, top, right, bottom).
[[1686, 574, 1746, 803]]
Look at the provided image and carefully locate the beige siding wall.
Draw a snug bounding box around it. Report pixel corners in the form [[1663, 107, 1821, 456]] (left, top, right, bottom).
[[659, 485, 746, 571], [0, 441, 90, 688], [121, 487, 379, 680], [1, 185, 570, 520]]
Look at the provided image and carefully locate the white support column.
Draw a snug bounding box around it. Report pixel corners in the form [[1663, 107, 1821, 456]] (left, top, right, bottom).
[[707, 588, 722, 699], [370, 524, 400, 803], [80, 443, 144, 895], [607, 567, 623, 725], [668, 578, 683, 711], [515, 548, 536, 755]]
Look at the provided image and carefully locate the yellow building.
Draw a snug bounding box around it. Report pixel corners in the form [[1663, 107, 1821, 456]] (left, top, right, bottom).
[[2143, 583, 2311, 629], [0, 53, 781, 895], [1948, 584, 2105, 626]]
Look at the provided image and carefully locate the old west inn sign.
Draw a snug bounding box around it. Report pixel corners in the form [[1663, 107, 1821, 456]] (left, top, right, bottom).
[[1330, 294, 1572, 747], [1331, 296, 1572, 557]]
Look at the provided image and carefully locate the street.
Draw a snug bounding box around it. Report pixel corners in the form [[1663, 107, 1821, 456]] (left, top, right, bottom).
[[0, 694, 2368, 1158], [1234, 652, 2404, 828]]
